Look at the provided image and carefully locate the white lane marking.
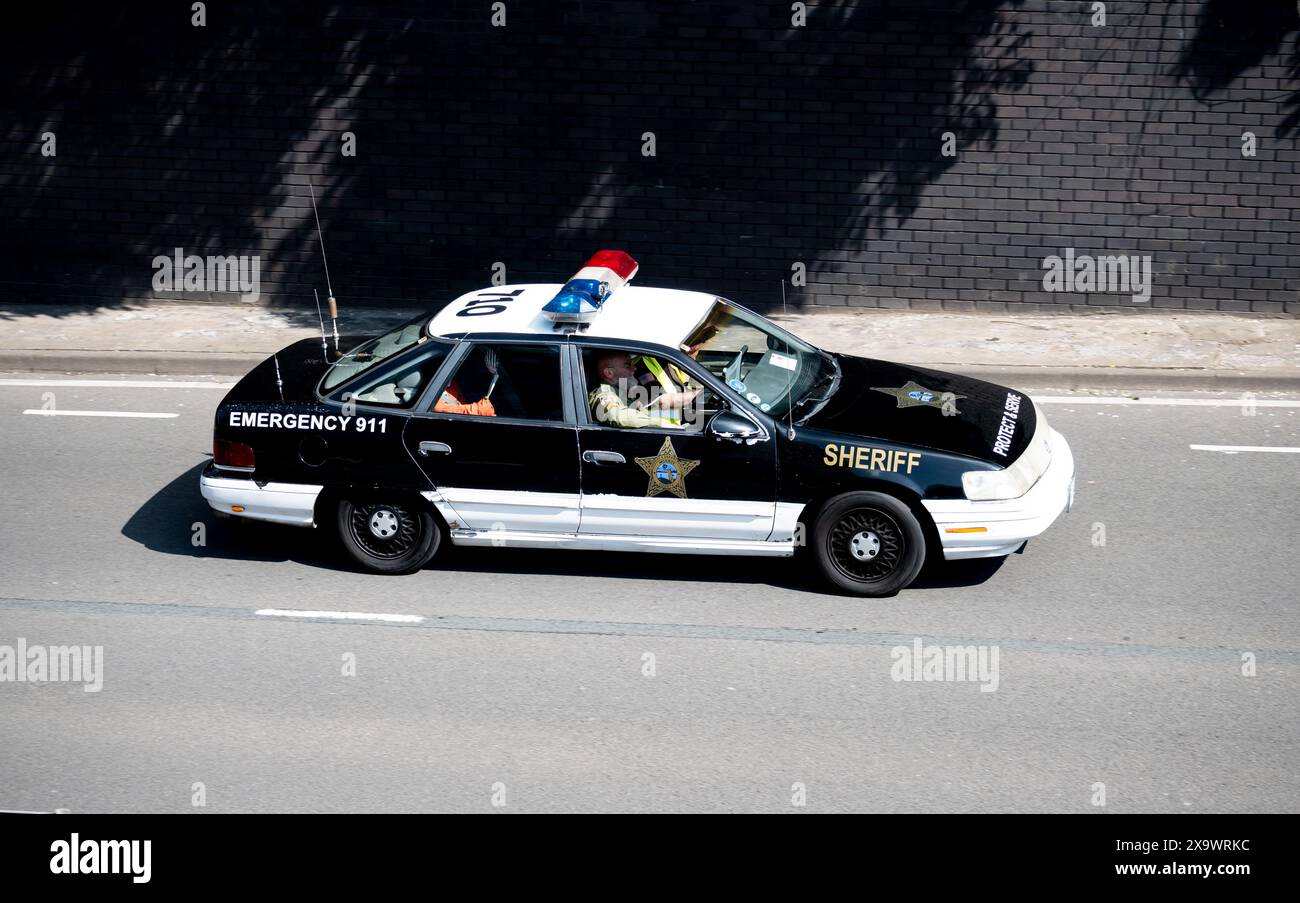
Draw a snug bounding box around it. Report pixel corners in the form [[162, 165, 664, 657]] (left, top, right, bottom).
[[1037, 396, 1300, 408], [255, 608, 425, 624], [1189, 445, 1300, 454], [0, 808, 71, 814], [0, 379, 231, 389], [21, 409, 178, 419]]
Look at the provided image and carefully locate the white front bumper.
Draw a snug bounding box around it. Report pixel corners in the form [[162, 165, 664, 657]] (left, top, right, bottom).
[[200, 471, 323, 527], [922, 426, 1075, 560]]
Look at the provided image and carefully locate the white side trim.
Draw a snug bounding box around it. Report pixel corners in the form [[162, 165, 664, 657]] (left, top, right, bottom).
[[420, 489, 463, 530], [423, 487, 580, 533], [770, 501, 806, 543], [923, 426, 1075, 560], [449, 528, 794, 557], [200, 474, 323, 527], [579, 493, 776, 541]]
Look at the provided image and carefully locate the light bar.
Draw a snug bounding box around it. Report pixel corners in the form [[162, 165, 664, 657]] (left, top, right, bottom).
[[542, 250, 639, 323]]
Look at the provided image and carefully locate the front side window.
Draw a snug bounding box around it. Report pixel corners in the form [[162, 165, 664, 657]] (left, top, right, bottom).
[[434, 343, 564, 422]]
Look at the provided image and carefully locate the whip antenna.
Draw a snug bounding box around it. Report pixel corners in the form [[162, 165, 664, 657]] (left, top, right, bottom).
[[308, 177, 340, 351], [313, 288, 329, 359]]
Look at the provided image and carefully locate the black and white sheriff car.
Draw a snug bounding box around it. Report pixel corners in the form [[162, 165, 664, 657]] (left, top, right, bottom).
[[201, 251, 1075, 596]]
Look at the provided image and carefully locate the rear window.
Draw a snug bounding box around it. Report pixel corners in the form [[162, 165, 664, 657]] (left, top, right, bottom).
[[321, 313, 429, 392]]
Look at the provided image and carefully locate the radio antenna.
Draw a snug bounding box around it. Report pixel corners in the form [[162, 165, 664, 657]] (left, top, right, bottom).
[[312, 288, 329, 359], [273, 352, 285, 402], [308, 177, 340, 352]]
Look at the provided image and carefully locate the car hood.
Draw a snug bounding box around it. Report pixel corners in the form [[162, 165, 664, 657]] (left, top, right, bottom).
[[799, 355, 1037, 466], [221, 336, 369, 405]]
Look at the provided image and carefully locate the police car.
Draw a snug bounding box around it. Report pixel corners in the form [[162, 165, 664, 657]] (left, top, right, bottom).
[[201, 251, 1075, 596]]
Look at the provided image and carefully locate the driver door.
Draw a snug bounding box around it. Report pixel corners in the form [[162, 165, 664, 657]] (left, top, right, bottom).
[[570, 342, 777, 542]]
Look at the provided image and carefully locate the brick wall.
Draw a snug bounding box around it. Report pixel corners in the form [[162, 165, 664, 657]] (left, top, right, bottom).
[[1, 0, 1296, 314]]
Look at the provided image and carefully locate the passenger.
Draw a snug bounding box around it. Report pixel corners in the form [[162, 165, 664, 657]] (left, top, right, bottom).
[[435, 378, 495, 416]]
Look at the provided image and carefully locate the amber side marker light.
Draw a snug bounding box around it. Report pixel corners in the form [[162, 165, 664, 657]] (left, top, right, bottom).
[[231, 506, 245, 513], [944, 527, 988, 533]]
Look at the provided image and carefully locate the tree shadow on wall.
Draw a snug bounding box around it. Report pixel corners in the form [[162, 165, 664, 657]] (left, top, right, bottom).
[[0, 0, 1032, 314], [1174, 0, 1300, 138]]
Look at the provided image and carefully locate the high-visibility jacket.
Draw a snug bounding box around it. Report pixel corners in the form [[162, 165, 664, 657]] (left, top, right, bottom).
[[639, 355, 696, 394], [588, 383, 679, 429]]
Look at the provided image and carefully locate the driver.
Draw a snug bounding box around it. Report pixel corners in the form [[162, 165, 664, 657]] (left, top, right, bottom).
[[589, 351, 683, 429]]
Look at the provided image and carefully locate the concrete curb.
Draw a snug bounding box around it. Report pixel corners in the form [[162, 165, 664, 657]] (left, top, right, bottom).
[[2, 349, 1297, 392]]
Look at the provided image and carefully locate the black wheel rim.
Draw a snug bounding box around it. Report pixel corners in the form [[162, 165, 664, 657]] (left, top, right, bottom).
[[827, 507, 904, 583], [350, 502, 420, 560]]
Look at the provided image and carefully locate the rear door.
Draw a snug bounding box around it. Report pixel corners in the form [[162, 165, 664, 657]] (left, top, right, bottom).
[[402, 339, 580, 533], [570, 342, 777, 542]]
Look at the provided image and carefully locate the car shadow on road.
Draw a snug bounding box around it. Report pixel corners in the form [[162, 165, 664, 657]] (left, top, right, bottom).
[[441, 544, 1006, 597], [120, 461, 353, 572], [124, 463, 1008, 595]]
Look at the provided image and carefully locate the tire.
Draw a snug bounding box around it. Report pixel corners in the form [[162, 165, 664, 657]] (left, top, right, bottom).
[[336, 495, 441, 575], [812, 491, 927, 596]]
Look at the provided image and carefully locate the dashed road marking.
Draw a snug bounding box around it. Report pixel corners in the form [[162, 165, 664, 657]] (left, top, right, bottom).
[[255, 608, 425, 624], [1189, 444, 1300, 454]]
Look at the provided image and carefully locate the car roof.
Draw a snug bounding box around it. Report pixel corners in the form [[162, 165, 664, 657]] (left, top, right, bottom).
[[428, 284, 717, 349]]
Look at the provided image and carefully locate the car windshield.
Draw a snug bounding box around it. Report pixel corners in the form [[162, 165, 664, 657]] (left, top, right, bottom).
[[320, 313, 430, 392], [682, 299, 838, 421]]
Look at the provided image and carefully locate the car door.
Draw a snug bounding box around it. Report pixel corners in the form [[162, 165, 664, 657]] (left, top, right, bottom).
[[570, 342, 777, 542], [402, 339, 580, 534]]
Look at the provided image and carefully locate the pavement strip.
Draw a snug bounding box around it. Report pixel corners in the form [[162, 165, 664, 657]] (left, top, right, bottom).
[[21, 410, 179, 418], [0, 378, 232, 389]]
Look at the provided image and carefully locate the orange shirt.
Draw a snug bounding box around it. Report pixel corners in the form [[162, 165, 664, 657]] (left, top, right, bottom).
[[434, 380, 495, 417]]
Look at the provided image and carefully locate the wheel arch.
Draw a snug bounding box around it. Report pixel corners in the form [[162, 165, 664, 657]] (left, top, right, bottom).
[[313, 483, 448, 533], [798, 480, 941, 564]]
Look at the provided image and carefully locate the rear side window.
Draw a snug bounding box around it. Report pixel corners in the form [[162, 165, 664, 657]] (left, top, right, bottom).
[[321, 313, 429, 392], [344, 342, 452, 408], [435, 344, 563, 422]]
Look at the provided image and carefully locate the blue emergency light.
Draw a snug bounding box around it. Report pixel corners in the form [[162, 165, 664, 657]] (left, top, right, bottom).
[[542, 251, 639, 324]]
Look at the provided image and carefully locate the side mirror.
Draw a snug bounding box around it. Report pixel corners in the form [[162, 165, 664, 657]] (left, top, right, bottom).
[[709, 410, 766, 443]]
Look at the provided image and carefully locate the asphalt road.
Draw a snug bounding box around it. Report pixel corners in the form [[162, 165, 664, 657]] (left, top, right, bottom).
[[0, 375, 1297, 813]]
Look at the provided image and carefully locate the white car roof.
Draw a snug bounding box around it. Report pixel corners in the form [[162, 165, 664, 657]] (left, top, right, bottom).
[[427, 284, 717, 349]]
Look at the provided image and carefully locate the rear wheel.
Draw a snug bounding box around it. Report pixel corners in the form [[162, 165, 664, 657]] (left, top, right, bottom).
[[336, 495, 440, 575], [813, 492, 926, 596]]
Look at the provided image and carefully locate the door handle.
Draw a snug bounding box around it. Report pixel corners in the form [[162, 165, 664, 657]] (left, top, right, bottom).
[[582, 450, 626, 466], [418, 441, 452, 456]]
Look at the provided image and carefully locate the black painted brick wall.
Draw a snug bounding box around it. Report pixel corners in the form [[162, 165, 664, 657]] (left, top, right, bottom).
[[0, 0, 1296, 314]]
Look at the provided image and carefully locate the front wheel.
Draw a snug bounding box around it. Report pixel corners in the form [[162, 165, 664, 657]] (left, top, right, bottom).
[[812, 492, 927, 596], [336, 496, 441, 575]]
